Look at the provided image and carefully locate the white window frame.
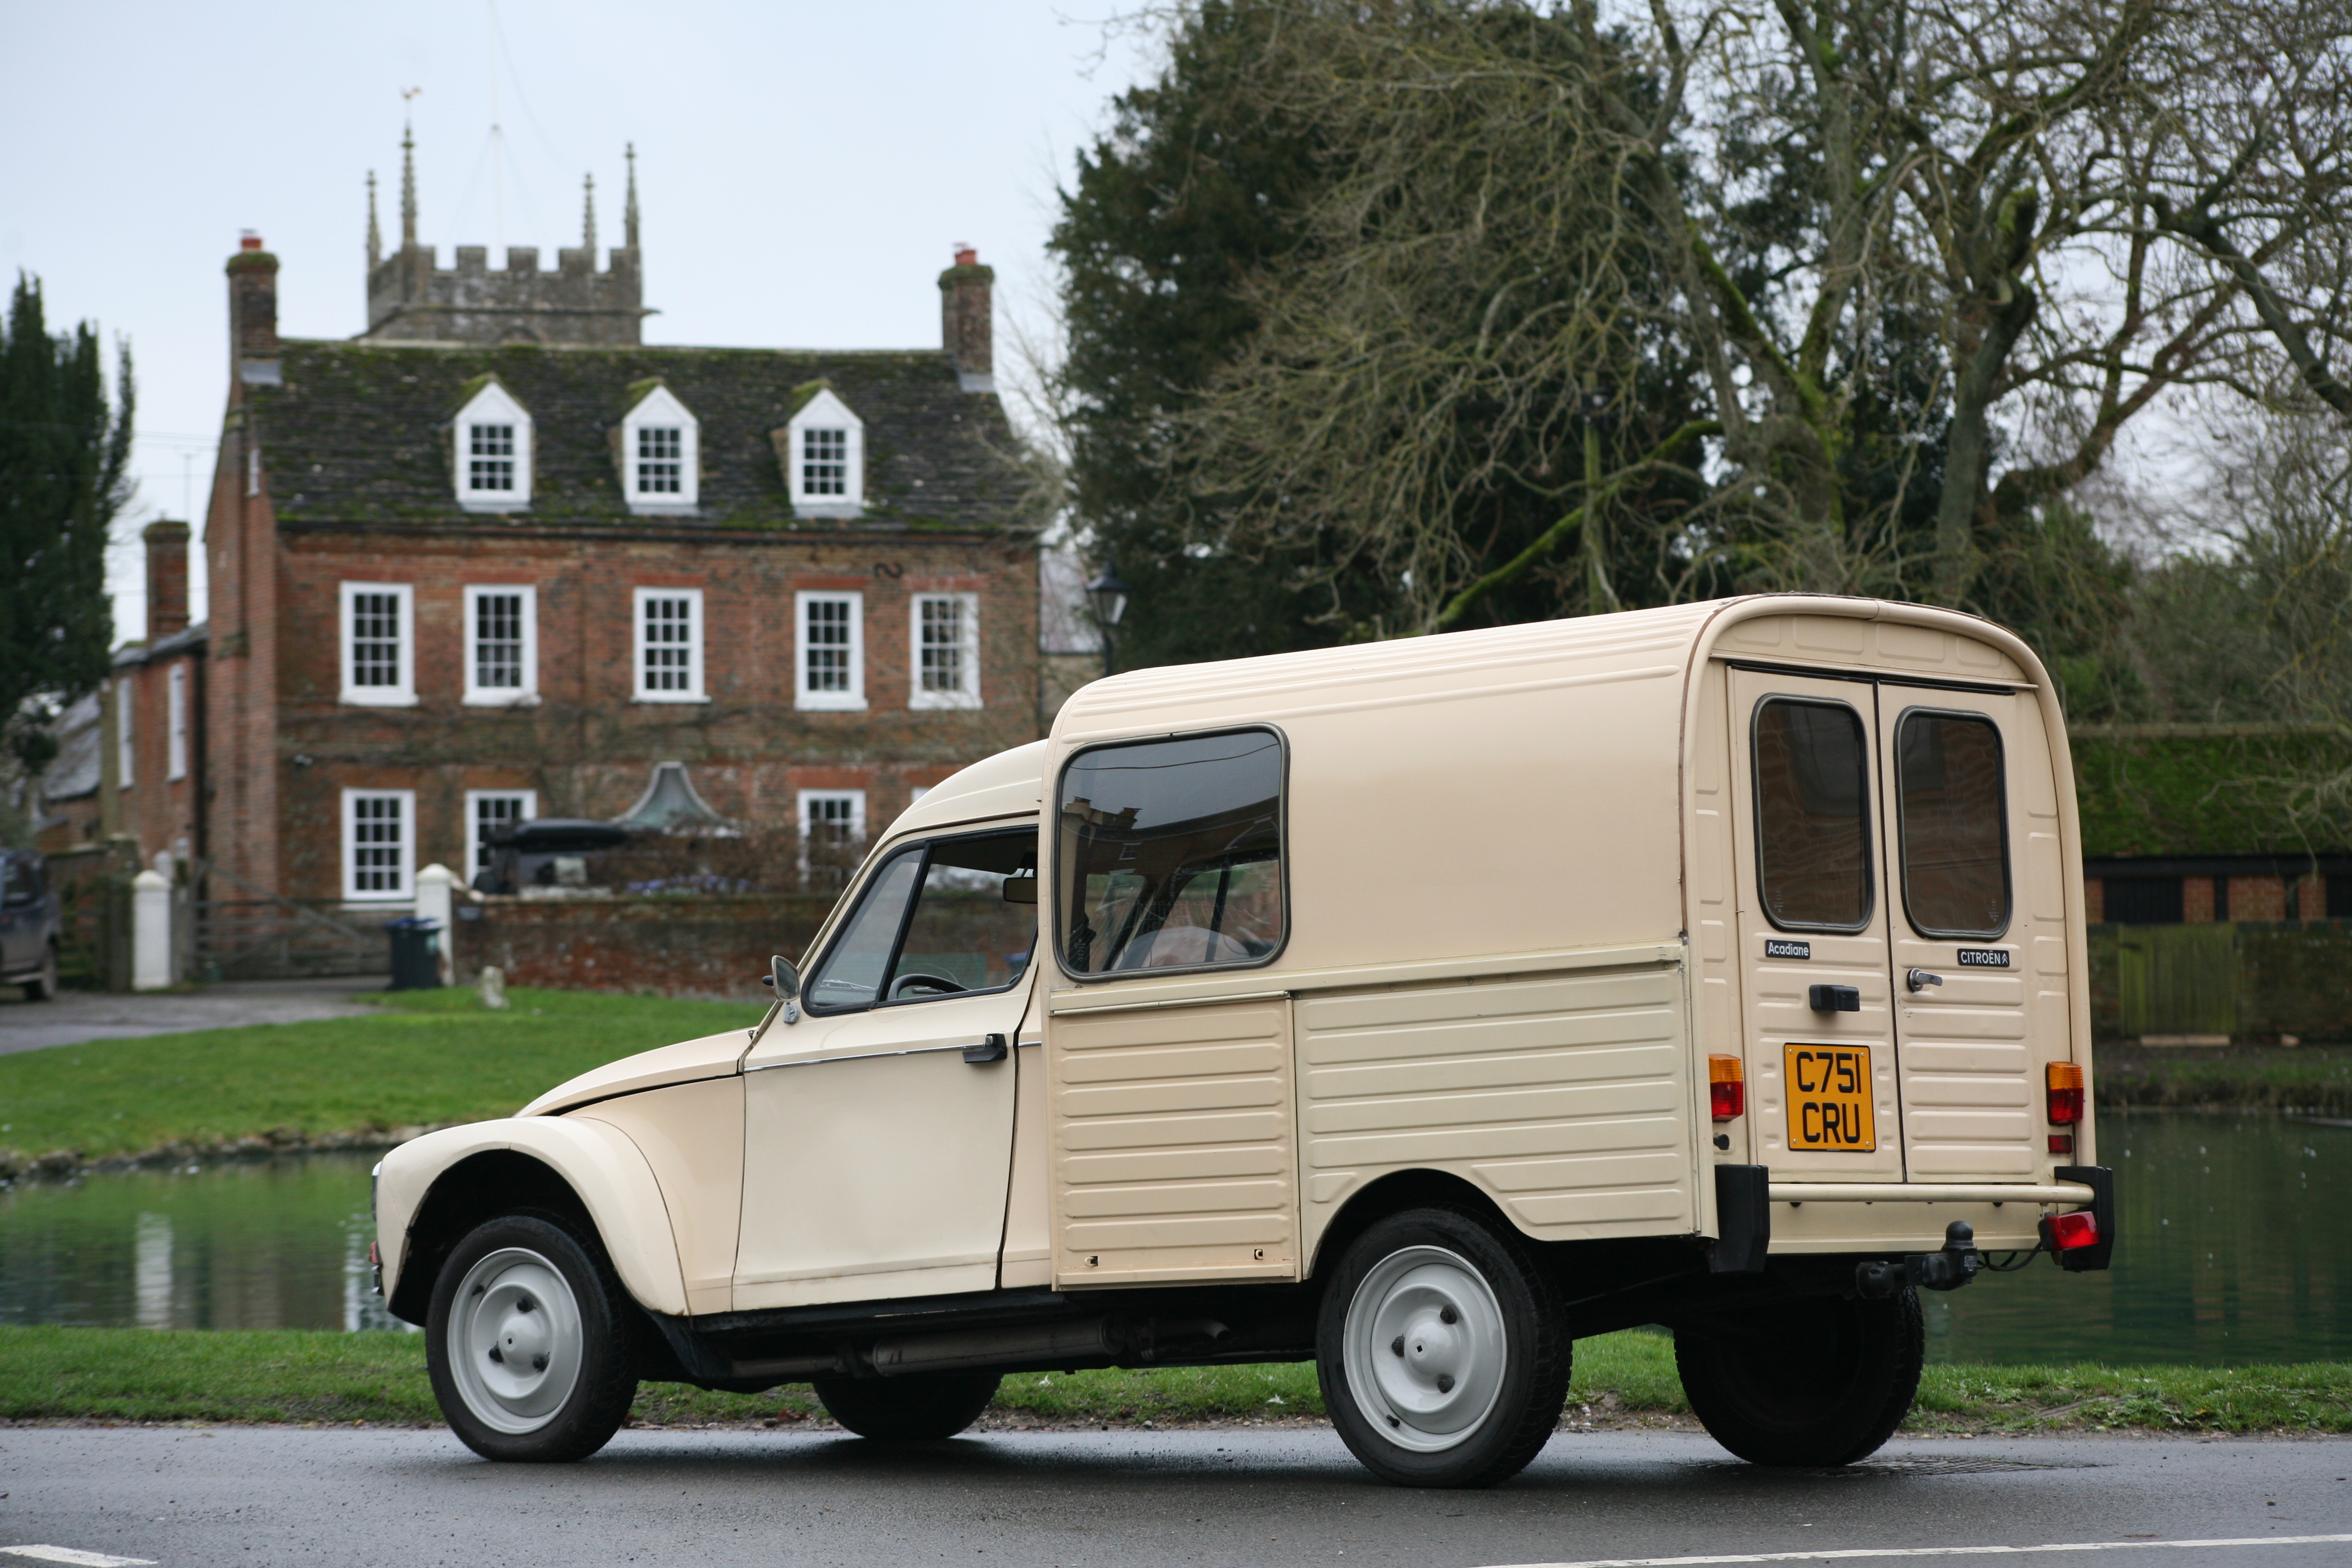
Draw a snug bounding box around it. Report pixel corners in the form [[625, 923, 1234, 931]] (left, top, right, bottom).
[[339, 582, 417, 706], [908, 592, 981, 710], [166, 663, 188, 781], [452, 379, 533, 512], [116, 675, 135, 788], [795, 590, 866, 710], [785, 388, 864, 515], [797, 789, 868, 874], [342, 788, 417, 902], [632, 586, 708, 703], [620, 384, 699, 512], [464, 789, 538, 884], [463, 585, 540, 706]]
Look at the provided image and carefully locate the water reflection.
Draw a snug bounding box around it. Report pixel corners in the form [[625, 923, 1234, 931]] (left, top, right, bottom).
[[2, 1114, 2346, 1360], [0, 1152, 409, 1333], [1928, 1108, 2351, 1364]]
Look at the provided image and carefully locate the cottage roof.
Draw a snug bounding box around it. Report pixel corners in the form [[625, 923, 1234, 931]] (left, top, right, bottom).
[[244, 339, 1026, 531]]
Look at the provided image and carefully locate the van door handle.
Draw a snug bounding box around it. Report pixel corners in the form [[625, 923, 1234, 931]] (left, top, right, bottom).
[[962, 1034, 1009, 1064], [1808, 984, 1862, 1013]]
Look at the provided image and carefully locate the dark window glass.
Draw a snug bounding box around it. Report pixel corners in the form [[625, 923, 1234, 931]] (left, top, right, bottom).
[[1753, 699, 1872, 932], [2103, 877, 2183, 925], [802, 830, 1038, 1013], [1895, 710, 2011, 938], [1057, 729, 1285, 976], [2328, 875, 2352, 921]]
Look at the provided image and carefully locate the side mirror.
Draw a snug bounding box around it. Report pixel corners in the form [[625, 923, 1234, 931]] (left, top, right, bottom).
[[1002, 874, 1038, 905], [762, 954, 801, 1000]]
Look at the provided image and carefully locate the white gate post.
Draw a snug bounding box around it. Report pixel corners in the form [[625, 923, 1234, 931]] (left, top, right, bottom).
[[415, 863, 456, 986], [131, 869, 172, 992]]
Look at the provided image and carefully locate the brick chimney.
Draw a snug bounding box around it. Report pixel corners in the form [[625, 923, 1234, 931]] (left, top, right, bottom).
[[937, 244, 994, 387], [227, 231, 280, 376], [144, 520, 191, 641]]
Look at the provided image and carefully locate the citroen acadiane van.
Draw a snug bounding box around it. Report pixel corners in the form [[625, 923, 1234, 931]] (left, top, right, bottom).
[[374, 594, 2112, 1488]]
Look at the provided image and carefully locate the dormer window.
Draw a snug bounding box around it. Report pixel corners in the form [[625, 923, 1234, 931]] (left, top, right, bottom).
[[619, 382, 699, 511], [451, 378, 533, 511], [782, 387, 864, 516]]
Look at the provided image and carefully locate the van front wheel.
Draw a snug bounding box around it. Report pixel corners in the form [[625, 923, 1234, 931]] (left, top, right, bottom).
[[1317, 1207, 1570, 1488], [1675, 1287, 1922, 1467]]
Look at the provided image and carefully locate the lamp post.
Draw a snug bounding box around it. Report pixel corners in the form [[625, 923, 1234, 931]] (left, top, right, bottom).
[[1086, 559, 1131, 678]]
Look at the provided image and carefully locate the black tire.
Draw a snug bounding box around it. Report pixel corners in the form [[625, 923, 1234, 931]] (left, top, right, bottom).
[[812, 1373, 1000, 1440], [425, 1212, 640, 1462], [20, 943, 58, 1002], [1675, 1286, 1923, 1467], [1315, 1206, 1570, 1488]]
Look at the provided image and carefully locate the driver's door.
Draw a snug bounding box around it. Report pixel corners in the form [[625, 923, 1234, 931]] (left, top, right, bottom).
[[732, 825, 1038, 1312]]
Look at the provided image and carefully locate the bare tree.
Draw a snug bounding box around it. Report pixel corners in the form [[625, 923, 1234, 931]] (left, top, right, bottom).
[[1153, 0, 2352, 631]]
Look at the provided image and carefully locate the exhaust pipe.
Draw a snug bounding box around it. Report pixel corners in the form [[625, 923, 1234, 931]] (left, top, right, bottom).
[[871, 1317, 1121, 1377]]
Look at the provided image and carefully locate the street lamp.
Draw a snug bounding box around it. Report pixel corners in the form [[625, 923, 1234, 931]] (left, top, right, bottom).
[[1085, 559, 1131, 678]]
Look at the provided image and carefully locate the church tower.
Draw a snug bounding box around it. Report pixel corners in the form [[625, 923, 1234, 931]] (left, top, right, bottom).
[[360, 132, 647, 345]]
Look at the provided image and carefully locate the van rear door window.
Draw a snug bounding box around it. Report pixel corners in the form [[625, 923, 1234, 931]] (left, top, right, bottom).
[[1895, 710, 2010, 937], [1056, 729, 1285, 977], [1753, 698, 1873, 932]]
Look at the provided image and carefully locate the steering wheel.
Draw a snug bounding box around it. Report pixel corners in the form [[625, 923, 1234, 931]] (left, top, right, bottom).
[[888, 972, 965, 1000]]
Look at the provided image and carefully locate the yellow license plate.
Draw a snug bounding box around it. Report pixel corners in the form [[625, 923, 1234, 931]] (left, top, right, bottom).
[[1784, 1042, 1876, 1151]]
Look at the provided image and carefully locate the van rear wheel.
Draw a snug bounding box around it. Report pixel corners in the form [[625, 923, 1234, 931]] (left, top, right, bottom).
[[813, 1373, 1000, 1440], [1675, 1287, 1922, 1467], [1317, 1207, 1570, 1488]]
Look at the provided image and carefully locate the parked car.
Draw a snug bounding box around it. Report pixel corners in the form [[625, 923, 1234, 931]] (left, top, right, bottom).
[[471, 820, 635, 897], [0, 848, 62, 1001], [374, 594, 2115, 1486]]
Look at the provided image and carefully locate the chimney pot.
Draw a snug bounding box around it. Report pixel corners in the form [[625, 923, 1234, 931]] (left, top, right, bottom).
[[240, 230, 263, 251], [143, 520, 192, 641], [939, 247, 995, 384], [955, 244, 977, 266]]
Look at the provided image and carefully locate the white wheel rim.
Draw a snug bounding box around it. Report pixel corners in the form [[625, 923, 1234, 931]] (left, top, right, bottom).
[[446, 1247, 584, 1436], [1342, 1244, 1508, 1453]]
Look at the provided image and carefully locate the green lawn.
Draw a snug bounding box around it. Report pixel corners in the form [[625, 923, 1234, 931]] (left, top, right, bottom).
[[2, 1325, 2343, 1434], [0, 987, 765, 1164]]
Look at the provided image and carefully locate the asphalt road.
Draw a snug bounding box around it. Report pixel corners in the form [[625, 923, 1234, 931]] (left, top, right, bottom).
[[0, 977, 383, 1056], [2, 1426, 2347, 1568]]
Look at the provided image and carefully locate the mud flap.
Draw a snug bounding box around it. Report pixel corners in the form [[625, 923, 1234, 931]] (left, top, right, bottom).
[[1709, 1164, 1771, 1274]]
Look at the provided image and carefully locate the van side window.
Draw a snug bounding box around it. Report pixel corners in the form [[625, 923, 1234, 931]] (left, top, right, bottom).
[[801, 828, 1040, 1013], [1056, 728, 1285, 977], [1753, 698, 1872, 932], [1895, 710, 2010, 937]]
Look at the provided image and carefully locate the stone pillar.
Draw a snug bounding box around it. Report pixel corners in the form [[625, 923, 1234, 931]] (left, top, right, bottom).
[[131, 870, 172, 992], [415, 863, 456, 986]]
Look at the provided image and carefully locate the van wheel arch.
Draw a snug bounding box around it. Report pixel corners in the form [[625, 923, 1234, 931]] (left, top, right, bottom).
[[389, 1150, 597, 1325], [1310, 1170, 1516, 1284]]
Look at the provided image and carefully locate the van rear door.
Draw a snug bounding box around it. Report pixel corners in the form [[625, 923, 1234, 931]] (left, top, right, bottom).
[[1725, 670, 1906, 1182], [1876, 686, 2074, 1180]]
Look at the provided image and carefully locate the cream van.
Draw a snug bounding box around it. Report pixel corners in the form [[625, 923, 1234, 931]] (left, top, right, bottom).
[[374, 593, 2112, 1488]]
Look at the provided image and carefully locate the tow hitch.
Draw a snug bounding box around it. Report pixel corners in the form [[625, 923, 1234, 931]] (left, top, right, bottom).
[[1854, 1220, 1982, 1297]]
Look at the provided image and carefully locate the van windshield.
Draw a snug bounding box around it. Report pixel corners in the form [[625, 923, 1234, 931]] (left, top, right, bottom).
[[1056, 729, 1285, 976]]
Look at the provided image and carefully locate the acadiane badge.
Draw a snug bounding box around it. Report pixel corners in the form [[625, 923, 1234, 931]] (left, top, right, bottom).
[[1783, 1041, 1877, 1151], [1956, 947, 2012, 967], [1765, 939, 1812, 960]]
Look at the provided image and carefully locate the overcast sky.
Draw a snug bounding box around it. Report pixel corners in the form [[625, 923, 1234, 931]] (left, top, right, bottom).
[[1, 1, 1151, 640]]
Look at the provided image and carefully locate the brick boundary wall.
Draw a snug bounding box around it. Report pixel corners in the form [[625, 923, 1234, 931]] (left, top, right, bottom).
[[456, 893, 839, 1002]]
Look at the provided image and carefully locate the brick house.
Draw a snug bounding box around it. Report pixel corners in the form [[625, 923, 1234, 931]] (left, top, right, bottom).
[[180, 145, 1039, 911]]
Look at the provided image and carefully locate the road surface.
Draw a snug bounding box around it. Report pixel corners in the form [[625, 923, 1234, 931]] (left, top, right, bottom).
[[0, 977, 383, 1057], [1, 1425, 2346, 1567]]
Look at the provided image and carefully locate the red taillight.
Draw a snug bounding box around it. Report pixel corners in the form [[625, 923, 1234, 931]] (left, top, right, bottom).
[[2046, 1061, 2084, 1125], [2045, 1210, 2098, 1251], [1709, 1054, 1745, 1122], [2048, 1133, 2074, 1154]]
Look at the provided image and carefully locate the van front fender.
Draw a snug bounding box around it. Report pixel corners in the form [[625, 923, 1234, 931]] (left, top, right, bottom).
[[377, 1116, 689, 1320]]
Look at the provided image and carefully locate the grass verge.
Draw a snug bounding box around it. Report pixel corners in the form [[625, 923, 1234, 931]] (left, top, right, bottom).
[[2096, 1042, 2352, 1116], [4, 1326, 2345, 1436], [0, 987, 765, 1166]]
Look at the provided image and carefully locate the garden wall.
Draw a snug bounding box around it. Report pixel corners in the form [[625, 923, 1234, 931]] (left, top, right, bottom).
[[2089, 921, 2352, 1045], [456, 894, 838, 1002]]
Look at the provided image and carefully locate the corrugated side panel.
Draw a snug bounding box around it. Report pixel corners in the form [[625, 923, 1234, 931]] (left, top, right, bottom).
[[1051, 996, 1299, 1287], [1298, 965, 1694, 1259]]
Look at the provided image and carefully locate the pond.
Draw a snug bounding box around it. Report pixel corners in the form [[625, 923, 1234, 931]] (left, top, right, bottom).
[[2, 1111, 2346, 1364]]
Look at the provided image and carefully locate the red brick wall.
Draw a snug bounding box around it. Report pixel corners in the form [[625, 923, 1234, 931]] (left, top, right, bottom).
[[458, 893, 839, 999], [261, 526, 1039, 900], [118, 651, 203, 872]]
